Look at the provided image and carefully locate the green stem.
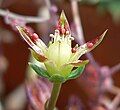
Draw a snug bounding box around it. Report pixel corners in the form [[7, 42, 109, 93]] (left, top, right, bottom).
[[46, 83, 62, 110]]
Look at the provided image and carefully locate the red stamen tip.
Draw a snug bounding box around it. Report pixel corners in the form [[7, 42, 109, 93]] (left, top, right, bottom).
[[32, 33, 39, 41], [87, 42, 94, 48], [71, 48, 77, 53]]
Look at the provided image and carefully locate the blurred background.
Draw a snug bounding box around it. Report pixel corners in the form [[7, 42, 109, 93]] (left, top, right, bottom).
[[0, 0, 120, 110]]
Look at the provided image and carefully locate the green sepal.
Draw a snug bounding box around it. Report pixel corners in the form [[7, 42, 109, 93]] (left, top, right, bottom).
[[49, 74, 65, 83], [66, 65, 86, 80], [29, 62, 50, 78]]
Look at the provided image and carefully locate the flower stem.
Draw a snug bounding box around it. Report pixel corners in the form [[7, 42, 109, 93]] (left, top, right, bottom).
[[46, 83, 62, 110]]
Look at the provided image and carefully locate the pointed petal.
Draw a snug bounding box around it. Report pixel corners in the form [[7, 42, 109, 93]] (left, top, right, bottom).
[[16, 26, 46, 62], [57, 11, 70, 35], [70, 30, 108, 61], [86, 29, 108, 50], [16, 26, 41, 53]]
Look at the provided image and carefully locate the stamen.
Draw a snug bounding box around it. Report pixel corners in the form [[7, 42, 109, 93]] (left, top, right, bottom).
[[55, 29, 59, 34], [71, 48, 77, 53], [69, 36, 74, 41], [71, 44, 78, 53], [66, 31, 70, 35], [75, 44, 78, 48], [49, 34, 54, 38]]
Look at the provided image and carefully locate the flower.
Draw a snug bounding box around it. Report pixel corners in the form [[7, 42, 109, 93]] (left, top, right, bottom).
[[16, 11, 107, 82]]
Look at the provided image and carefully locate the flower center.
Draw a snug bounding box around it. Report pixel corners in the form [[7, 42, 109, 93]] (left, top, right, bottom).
[[45, 27, 75, 67]]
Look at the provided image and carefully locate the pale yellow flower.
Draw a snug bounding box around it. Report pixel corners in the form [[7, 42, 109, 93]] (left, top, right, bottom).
[[16, 11, 107, 78]]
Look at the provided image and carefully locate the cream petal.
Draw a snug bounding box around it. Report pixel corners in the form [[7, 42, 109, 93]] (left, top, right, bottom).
[[16, 26, 43, 55], [69, 30, 108, 61]]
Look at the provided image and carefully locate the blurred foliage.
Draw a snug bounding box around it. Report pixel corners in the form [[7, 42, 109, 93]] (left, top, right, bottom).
[[79, 0, 120, 22]]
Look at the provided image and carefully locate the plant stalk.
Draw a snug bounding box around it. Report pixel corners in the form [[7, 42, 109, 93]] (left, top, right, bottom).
[[46, 83, 62, 110]]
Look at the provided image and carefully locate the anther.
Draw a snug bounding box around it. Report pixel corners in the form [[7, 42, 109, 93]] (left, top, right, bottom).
[[55, 29, 59, 34], [49, 34, 54, 38], [32, 33, 39, 40], [69, 36, 74, 40], [66, 31, 70, 35], [87, 42, 94, 48]]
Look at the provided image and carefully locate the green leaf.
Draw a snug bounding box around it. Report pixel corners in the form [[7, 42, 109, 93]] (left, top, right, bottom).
[[49, 74, 65, 83], [67, 65, 85, 80], [29, 63, 50, 78]]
